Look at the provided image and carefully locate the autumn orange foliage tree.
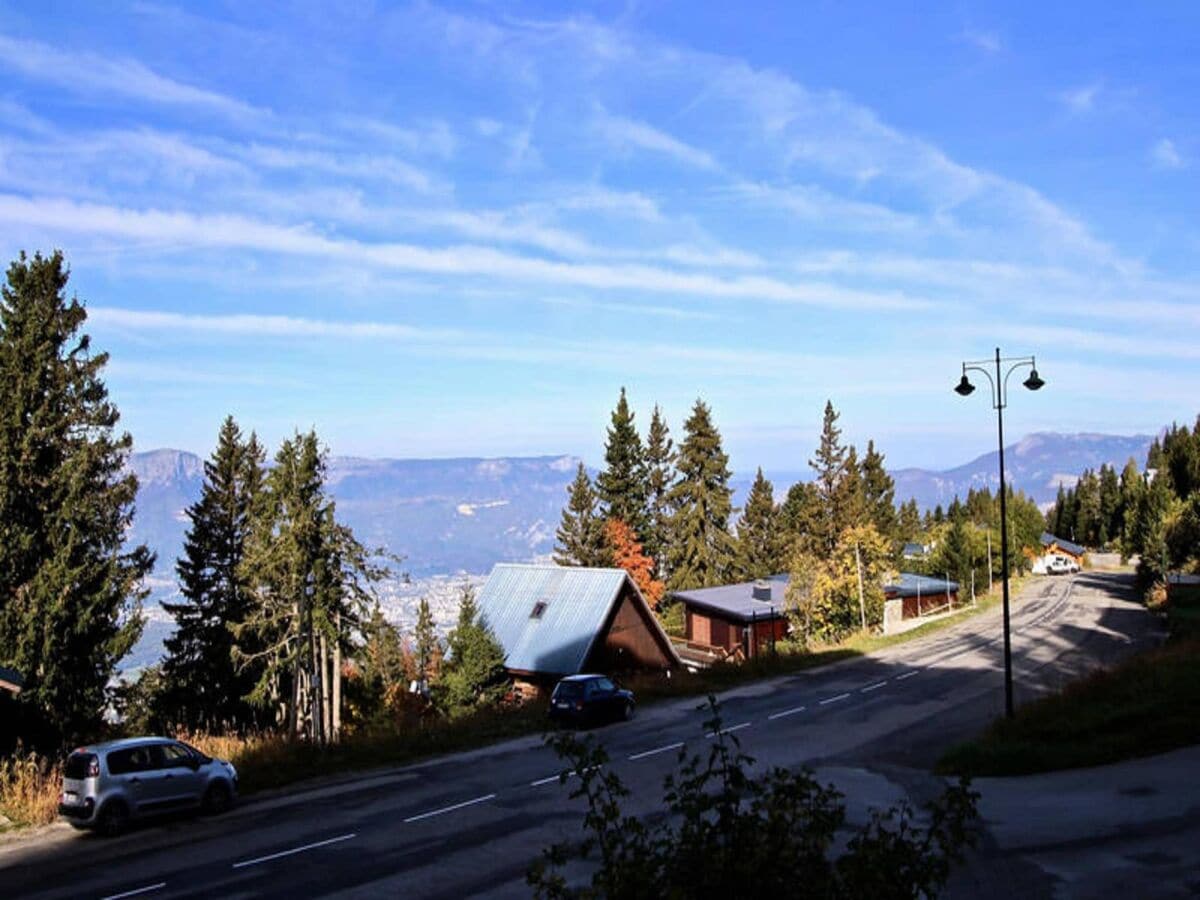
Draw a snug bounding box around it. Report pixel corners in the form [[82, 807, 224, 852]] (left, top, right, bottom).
[[605, 519, 665, 609]]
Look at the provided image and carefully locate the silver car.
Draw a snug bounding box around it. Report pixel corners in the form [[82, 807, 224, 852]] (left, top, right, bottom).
[[59, 737, 238, 836]]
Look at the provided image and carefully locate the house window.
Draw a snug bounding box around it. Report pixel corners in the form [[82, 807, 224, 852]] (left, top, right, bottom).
[[530, 601, 548, 619]]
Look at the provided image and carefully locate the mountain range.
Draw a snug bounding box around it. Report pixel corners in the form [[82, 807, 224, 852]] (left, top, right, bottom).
[[128, 430, 1154, 582]]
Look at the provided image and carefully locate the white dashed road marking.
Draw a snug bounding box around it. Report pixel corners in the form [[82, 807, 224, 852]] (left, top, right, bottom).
[[403, 794, 496, 823], [628, 741, 685, 761], [895, 670, 919, 681], [232, 833, 356, 869], [861, 681, 888, 693], [101, 883, 167, 900], [767, 705, 807, 721], [707, 722, 751, 738], [819, 693, 850, 705]]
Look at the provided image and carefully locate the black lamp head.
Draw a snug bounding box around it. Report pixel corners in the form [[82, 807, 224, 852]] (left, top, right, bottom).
[[1023, 368, 1045, 391], [954, 374, 975, 397]]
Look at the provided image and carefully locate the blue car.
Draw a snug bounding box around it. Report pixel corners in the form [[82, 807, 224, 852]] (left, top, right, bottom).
[[548, 674, 635, 727]]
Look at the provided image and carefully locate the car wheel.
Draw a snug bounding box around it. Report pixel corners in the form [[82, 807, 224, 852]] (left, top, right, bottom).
[[96, 800, 129, 837], [622, 701, 635, 721], [202, 781, 233, 816]]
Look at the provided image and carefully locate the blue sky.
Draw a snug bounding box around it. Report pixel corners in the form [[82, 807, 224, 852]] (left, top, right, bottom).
[[0, 1, 1196, 471]]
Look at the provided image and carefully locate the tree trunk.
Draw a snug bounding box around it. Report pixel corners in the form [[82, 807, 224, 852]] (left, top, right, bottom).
[[332, 613, 342, 743], [319, 631, 332, 745]]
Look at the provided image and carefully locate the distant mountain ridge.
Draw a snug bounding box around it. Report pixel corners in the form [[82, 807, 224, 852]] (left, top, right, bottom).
[[888, 431, 1154, 511], [127, 431, 1154, 583], [127, 452, 580, 579]]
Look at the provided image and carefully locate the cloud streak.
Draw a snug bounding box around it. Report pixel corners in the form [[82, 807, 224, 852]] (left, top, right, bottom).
[[0, 33, 262, 120], [0, 194, 928, 311]]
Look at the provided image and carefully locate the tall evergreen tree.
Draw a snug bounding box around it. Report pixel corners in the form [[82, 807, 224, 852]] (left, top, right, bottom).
[[809, 401, 856, 555], [666, 400, 736, 590], [780, 481, 820, 551], [554, 463, 610, 567], [1098, 464, 1121, 546], [735, 468, 784, 580], [896, 498, 921, 543], [1118, 458, 1144, 558], [412, 597, 440, 690], [0, 252, 153, 750], [160, 417, 264, 732], [235, 431, 385, 744], [643, 404, 675, 575], [860, 440, 897, 541], [595, 387, 649, 538]]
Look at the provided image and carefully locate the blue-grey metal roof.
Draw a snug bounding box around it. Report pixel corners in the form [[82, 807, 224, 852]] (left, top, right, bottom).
[[673, 574, 789, 622], [476, 564, 678, 676], [884, 573, 959, 598], [0, 665, 22, 693], [1041, 532, 1086, 558]]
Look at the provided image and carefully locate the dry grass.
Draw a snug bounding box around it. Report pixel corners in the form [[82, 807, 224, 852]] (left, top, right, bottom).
[[0, 752, 61, 829]]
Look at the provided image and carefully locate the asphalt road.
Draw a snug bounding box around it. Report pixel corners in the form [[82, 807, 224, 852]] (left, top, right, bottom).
[[0, 570, 1161, 899]]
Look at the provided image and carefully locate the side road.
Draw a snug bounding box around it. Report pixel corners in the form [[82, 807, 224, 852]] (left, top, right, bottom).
[[953, 745, 1200, 899]]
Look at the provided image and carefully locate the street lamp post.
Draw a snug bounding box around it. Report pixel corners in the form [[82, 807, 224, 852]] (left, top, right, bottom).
[[955, 347, 1044, 719]]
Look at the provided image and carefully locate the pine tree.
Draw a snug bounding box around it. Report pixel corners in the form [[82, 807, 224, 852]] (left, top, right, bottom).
[[438, 584, 509, 715], [666, 400, 736, 590], [595, 387, 649, 538], [735, 468, 784, 580], [606, 519, 666, 609], [1118, 458, 1144, 559], [412, 597, 440, 690], [896, 498, 921, 543], [933, 513, 973, 590], [810, 401, 847, 554], [554, 463, 610, 567], [1098, 464, 1121, 546], [235, 431, 385, 744], [160, 416, 264, 733], [0, 252, 154, 750], [643, 404, 675, 576], [860, 440, 897, 541], [780, 481, 820, 551]]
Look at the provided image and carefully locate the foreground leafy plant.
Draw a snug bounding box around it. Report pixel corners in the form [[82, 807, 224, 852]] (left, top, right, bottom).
[[529, 697, 978, 900]]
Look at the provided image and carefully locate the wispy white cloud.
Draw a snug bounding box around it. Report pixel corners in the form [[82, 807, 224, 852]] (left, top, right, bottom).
[[0, 194, 928, 311], [1151, 138, 1186, 170], [0, 33, 262, 120], [556, 186, 663, 222], [593, 110, 717, 170], [90, 307, 460, 342], [239, 143, 442, 194], [1057, 83, 1102, 114], [957, 29, 1003, 54]]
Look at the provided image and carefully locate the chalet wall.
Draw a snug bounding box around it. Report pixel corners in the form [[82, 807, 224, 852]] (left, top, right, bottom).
[[589, 585, 675, 673]]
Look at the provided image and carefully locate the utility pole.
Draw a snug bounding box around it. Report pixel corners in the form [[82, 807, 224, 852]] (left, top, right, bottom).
[[855, 543, 867, 631], [986, 529, 994, 594]]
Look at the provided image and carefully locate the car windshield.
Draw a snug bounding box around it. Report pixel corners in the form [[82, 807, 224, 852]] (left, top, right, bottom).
[[63, 752, 96, 779]]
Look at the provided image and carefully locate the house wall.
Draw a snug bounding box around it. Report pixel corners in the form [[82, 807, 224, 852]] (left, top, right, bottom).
[[588, 586, 676, 673], [898, 591, 957, 619], [684, 607, 786, 656]]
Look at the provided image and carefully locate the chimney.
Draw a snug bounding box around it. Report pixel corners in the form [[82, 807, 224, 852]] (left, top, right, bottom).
[[752, 580, 771, 602]]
